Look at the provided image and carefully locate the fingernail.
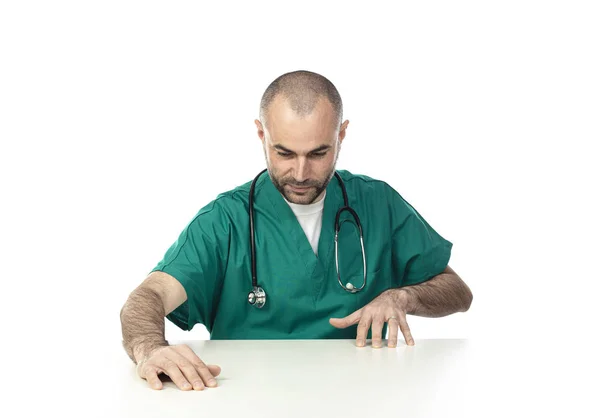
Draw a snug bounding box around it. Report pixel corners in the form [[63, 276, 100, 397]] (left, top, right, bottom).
[[193, 381, 204, 390], [208, 379, 217, 387], [357, 340, 365, 347], [373, 343, 381, 349], [183, 383, 191, 389], [154, 382, 162, 389]]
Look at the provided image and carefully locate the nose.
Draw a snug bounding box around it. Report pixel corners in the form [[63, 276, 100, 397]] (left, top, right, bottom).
[[292, 157, 309, 183]]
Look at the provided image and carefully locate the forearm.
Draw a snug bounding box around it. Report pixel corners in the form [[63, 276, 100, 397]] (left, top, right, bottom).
[[393, 273, 473, 318], [120, 286, 169, 364]]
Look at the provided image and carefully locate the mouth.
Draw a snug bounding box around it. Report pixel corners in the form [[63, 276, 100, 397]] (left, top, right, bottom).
[[287, 184, 313, 193]]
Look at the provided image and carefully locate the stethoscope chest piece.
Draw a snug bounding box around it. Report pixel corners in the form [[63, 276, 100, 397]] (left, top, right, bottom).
[[248, 286, 266, 308]]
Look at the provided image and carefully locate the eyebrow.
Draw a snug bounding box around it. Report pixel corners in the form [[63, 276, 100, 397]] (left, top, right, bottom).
[[273, 144, 331, 154]]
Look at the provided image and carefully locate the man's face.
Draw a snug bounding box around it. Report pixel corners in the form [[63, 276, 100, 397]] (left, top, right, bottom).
[[255, 95, 349, 204]]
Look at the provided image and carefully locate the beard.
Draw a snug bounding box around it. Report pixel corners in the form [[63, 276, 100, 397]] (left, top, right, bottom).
[[264, 143, 340, 205], [268, 163, 338, 205], [271, 172, 332, 204]]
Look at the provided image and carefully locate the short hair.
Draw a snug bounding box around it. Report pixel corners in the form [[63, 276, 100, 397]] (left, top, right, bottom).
[[259, 70, 343, 129]]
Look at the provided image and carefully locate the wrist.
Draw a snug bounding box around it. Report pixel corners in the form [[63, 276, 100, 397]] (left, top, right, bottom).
[[132, 338, 169, 364], [387, 287, 415, 314]]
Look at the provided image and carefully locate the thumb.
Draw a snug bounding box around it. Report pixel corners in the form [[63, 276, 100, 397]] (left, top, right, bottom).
[[329, 309, 362, 329]]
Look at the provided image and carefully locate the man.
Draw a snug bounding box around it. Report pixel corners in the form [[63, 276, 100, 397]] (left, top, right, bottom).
[[120, 70, 473, 391]]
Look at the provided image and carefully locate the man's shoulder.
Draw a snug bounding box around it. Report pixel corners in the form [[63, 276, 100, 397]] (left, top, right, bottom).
[[187, 177, 255, 224], [216, 178, 254, 201], [209, 177, 254, 213], [336, 169, 396, 193], [338, 170, 418, 221]]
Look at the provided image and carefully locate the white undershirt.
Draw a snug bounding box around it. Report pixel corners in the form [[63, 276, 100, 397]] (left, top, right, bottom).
[[283, 191, 326, 256]]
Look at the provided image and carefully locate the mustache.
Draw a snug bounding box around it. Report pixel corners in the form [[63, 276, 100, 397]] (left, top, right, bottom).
[[284, 180, 319, 187]]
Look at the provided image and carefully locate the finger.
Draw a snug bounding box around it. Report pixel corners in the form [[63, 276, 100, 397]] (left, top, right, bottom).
[[371, 318, 384, 349], [398, 314, 415, 346], [143, 368, 163, 390], [159, 357, 193, 390], [356, 315, 372, 347], [387, 318, 399, 348], [178, 346, 219, 388], [207, 364, 222, 378], [170, 351, 206, 391], [329, 308, 363, 329]]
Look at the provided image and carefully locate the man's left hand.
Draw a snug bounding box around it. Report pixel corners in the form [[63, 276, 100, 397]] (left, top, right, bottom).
[[329, 289, 415, 348]]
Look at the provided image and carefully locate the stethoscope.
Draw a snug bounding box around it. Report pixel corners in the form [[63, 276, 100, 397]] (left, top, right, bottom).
[[247, 169, 367, 308]]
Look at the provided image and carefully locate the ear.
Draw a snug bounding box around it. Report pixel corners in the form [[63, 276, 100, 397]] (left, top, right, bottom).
[[338, 119, 349, 144], [254, 119, 265, 142]]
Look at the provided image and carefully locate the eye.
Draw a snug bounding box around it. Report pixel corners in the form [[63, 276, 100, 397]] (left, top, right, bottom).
[[277, 152, 293, 158], [310, 152, 327, 158]]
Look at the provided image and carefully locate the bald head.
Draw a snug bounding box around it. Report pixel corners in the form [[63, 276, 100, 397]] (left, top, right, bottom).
[[259, 70, 343, 130], [254, 70, 349, 205]]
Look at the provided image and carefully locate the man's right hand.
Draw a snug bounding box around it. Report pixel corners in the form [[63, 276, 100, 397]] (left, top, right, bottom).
[[136, 344, 221, 391]]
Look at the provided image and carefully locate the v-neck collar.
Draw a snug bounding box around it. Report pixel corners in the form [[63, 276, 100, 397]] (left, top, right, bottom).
[[259, 171, 344, 304]]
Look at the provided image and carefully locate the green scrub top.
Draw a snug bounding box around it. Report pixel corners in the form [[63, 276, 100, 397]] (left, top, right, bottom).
[[151, 170, 452, 340]]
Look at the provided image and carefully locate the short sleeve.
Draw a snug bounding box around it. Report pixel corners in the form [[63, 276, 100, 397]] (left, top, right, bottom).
[[150, 200, 230, 332], [387, 186, 453, 287]]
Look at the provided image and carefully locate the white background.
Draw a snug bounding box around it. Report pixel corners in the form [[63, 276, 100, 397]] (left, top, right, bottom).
[[1, 0, 599, 415]]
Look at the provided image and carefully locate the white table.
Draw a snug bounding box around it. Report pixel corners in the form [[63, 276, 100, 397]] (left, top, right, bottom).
[[33, 337, 596, 418], [108, 339, 470, 417]]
